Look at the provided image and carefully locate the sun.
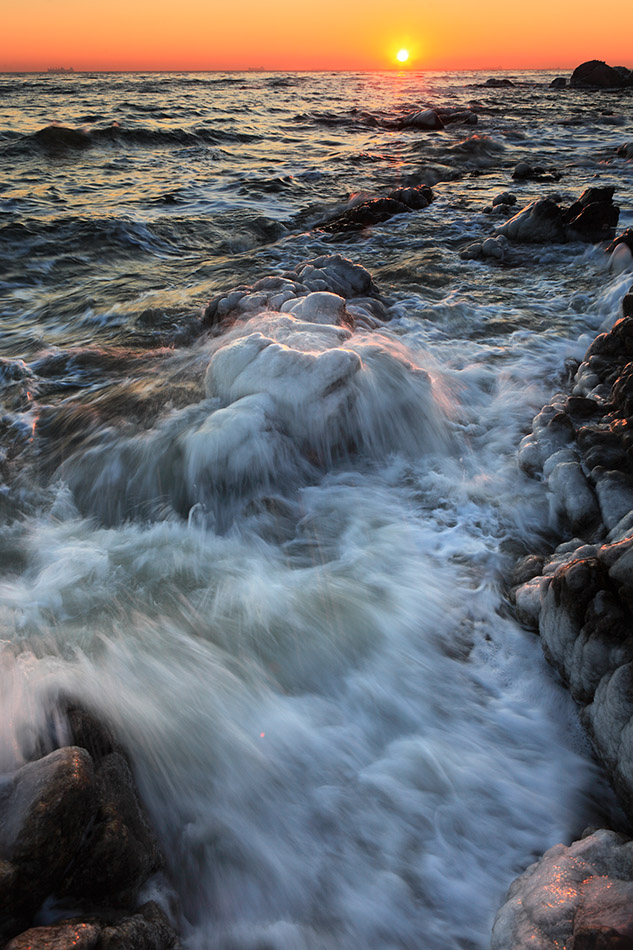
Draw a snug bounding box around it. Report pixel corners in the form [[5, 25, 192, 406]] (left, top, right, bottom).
[[396, 48, 410, 64]]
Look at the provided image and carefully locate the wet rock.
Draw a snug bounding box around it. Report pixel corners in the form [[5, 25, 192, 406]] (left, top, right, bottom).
[[60, 751, 163, 902], [550, 76, 567, 88], [4, 920, 102, 950], [562, 186, 620, 242], [203, 253, 380, 330], [399, 108, 444, 129], [492, 191, 516, 208], [99, 901, 180, 950], [497, 198, 565, 243], [491, 830, 633, 950], [4, 903, 180, 950], [617, 143, 633, 159], [320, 184, 433, 234], [512, 162, 561, 182], [483, 77, 514, 87], [571, 60, 633, 89], [0, 747, 98, 937]]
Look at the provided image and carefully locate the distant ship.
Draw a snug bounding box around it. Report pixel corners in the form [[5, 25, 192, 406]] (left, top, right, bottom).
[[47, 66, 74, 73]]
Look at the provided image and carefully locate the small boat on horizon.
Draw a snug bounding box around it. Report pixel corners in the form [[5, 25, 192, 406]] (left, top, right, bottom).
[[47, 66, 74, 73]]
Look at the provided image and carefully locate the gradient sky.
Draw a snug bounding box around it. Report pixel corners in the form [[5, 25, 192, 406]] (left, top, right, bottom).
[[3, 0, 633, 71]]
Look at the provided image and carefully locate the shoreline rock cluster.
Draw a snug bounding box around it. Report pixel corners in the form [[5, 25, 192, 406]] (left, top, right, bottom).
[[493, 277, 633, 945], [0, 702, 179, 950]]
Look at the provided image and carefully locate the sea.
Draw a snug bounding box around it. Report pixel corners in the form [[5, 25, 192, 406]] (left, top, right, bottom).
[[1, 69, 632, 949]]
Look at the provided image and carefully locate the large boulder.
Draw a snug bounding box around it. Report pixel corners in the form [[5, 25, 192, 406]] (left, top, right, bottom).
[[570, 60, 633, 89]]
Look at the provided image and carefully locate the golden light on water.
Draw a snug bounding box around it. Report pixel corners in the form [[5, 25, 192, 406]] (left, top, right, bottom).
[[396, 48, 410, 63]]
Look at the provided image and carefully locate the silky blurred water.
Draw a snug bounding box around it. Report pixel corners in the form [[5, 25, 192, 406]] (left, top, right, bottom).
[[1, 69, 632, 948]]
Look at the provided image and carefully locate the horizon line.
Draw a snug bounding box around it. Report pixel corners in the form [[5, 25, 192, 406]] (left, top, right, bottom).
[[0, 65, 578, 75]]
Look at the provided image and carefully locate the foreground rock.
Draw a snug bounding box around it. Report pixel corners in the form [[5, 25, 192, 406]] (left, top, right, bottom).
[[492, 829, 633, 950], [0, 703, 176, 949], [4, 902, 178, 950], [571, 60, 633, 89]]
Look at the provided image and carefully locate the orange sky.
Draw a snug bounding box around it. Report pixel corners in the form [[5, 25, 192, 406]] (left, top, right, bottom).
[[2, 0, 632, 71]]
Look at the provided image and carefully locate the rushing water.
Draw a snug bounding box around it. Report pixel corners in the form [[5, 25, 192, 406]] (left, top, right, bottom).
[[1, 69, 633, 949]]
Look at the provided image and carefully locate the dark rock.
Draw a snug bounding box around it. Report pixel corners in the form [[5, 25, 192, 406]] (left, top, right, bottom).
[[586, 317, 633, 361], [99, 901, 180, 950], [512, 162, 561, 182], [571, 60, 633, 89], [0, 746, 97, 888], [562, 187, 619, 242], [398, 108, 444, 130], [483, 77, 515, 87], [321, 184, 433, 233], [624, 294, 633, 319], [0, 748, 98, 937], [550, 76, 567, 88], [4, 903, 179, 950], [496, 198, 565, 243], [33, 125, 92, 151], [607, 230, 633, 255], [617, 143, 633, 159], [4, 920, 102, 950], [60, 752, 162, 903]]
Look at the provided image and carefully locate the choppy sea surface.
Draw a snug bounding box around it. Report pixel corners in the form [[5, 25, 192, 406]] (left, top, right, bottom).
[[1, 69, 633, 949]]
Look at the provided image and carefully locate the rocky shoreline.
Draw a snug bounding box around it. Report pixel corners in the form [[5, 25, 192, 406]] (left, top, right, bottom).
[[492, 278, 633, 943]]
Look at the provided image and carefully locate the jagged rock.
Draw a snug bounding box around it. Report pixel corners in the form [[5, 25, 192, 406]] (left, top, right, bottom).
[[491, 830, 633, 950], [571, 60, 633, 89]]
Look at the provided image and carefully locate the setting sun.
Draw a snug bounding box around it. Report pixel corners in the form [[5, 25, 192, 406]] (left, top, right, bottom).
[[396, 48, 410, 63]]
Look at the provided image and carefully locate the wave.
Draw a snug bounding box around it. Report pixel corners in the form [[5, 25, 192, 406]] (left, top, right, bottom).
[[4, 123, 260, 156]]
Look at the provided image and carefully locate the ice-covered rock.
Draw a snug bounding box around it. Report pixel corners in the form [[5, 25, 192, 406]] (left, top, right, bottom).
[[203, 254, 379, 330]]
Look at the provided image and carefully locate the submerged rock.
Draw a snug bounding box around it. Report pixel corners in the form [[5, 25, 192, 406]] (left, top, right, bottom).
[[492, 829, 633, 950]]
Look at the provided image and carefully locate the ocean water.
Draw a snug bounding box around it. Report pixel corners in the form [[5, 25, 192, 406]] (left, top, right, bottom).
[[1, 69, 633, 948]]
